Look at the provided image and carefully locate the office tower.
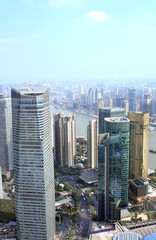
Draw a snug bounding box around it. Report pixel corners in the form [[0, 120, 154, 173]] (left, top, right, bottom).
[[54, 113, 76, 167], [128, 112, 149, 180], [98, 117, 129, 222], [0, 95, 13, 171], [88, 88, 95, 106], [87, 120, 98, 168], [12, 86, 55, 240], [128, 88, 137, 112], [0, 167, 3, 199], [99, 107, 125, 134]]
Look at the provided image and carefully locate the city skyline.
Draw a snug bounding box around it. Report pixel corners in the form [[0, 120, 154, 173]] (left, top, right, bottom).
[[1, 0, 156, 83]]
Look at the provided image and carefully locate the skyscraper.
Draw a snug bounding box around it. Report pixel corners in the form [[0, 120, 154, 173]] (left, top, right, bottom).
[[128, 112, 149, 180], [54, 113, 76, 167], [99, 107, 125, 134], [0, 167, 3, 199], [87, 120, 98, 169], [128, 88, 137, 112], [12, 86, 55, 240], [98, 117, 129, 222], [0, 95, 13, 171]]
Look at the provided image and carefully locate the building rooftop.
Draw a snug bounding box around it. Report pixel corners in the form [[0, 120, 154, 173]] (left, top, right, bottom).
[[100, 107, 125, 112], [79, 170, 98, 184], [113, 232, 143, 240], [12, 85, 48, 95], [105, 117, 129, 122]]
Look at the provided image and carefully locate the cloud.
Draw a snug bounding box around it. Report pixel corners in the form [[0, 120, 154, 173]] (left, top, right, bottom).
[[0, 39, 23, 44], [85, 11, 108, 22], [0, 39, 23, 51], [49, 0, 82, 7], [125, 27, 156, 34]]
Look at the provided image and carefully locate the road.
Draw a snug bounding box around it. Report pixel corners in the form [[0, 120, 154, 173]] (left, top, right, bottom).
[[55, 175, 93, 239], [75, 189, 92, 239]]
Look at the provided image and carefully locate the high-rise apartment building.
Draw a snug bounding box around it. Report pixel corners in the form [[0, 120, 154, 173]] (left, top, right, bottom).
[[0, 95, 13, 171], [98, 117, 129, 222], [54, 113, 76, 167], [128, 112, 149, 180], [99, 107, 125, 134], [12, 86, 55, 240], [87, 120, 98, 169]]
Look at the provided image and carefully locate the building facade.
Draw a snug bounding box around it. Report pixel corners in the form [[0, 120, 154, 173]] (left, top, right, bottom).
[[54, 113, 76, 167], [0, 167, 3, 199], [87, 120, 98, 168], [12, 86, 55, 240], [99, 107, 125, 134], [0, 95, 13, 171], [98, 117, 129, 222], [128, 112, 149, 180]]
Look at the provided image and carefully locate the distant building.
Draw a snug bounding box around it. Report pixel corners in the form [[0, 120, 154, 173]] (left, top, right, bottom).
[[122, 100, 129, 116], [87, 120, 98, 168], [12, 86, 55, 240], [0, 95, 13, 171], [54, 113, 76, 167], [129, 177, 148, 202], [88, 88, 95, 106], [128, 88, 137, 112], [0, 167, 3, 199], [99, 107, 125, 134], [98, 117, 129, 222], [95, 88, 101, 101], [151, 98, 156, 117], [128, 112, 149, 180], [143, 94, 152, 115]]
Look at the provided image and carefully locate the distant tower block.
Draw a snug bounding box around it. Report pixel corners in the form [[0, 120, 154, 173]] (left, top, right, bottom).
[[128, 88, 137, 112], [0, 167, 3, 199]]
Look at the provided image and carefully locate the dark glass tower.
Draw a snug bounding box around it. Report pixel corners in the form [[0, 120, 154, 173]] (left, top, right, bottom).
[[98, 117, 129, 222], [99, 108, 125, 134]]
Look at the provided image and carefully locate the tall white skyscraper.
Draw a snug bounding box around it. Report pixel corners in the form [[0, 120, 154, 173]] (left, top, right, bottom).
[[0, 95, 13, 171], [54, 113, 76, 167], [87, 120, 98, 169], [11, 86, 55, 240]]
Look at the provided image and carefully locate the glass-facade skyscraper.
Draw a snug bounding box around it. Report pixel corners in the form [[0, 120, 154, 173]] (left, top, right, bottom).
[[99, 107, 125, 134], [98, 117, 129, 222], [128, 88, 137, 112], [12, 86, 55, 240]]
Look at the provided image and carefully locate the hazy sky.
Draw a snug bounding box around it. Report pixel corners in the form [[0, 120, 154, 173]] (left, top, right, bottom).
[[0, 0, 156, 83]]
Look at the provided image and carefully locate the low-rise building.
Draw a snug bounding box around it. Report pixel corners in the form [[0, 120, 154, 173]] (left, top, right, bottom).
[[129, 177, 148, 202]]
